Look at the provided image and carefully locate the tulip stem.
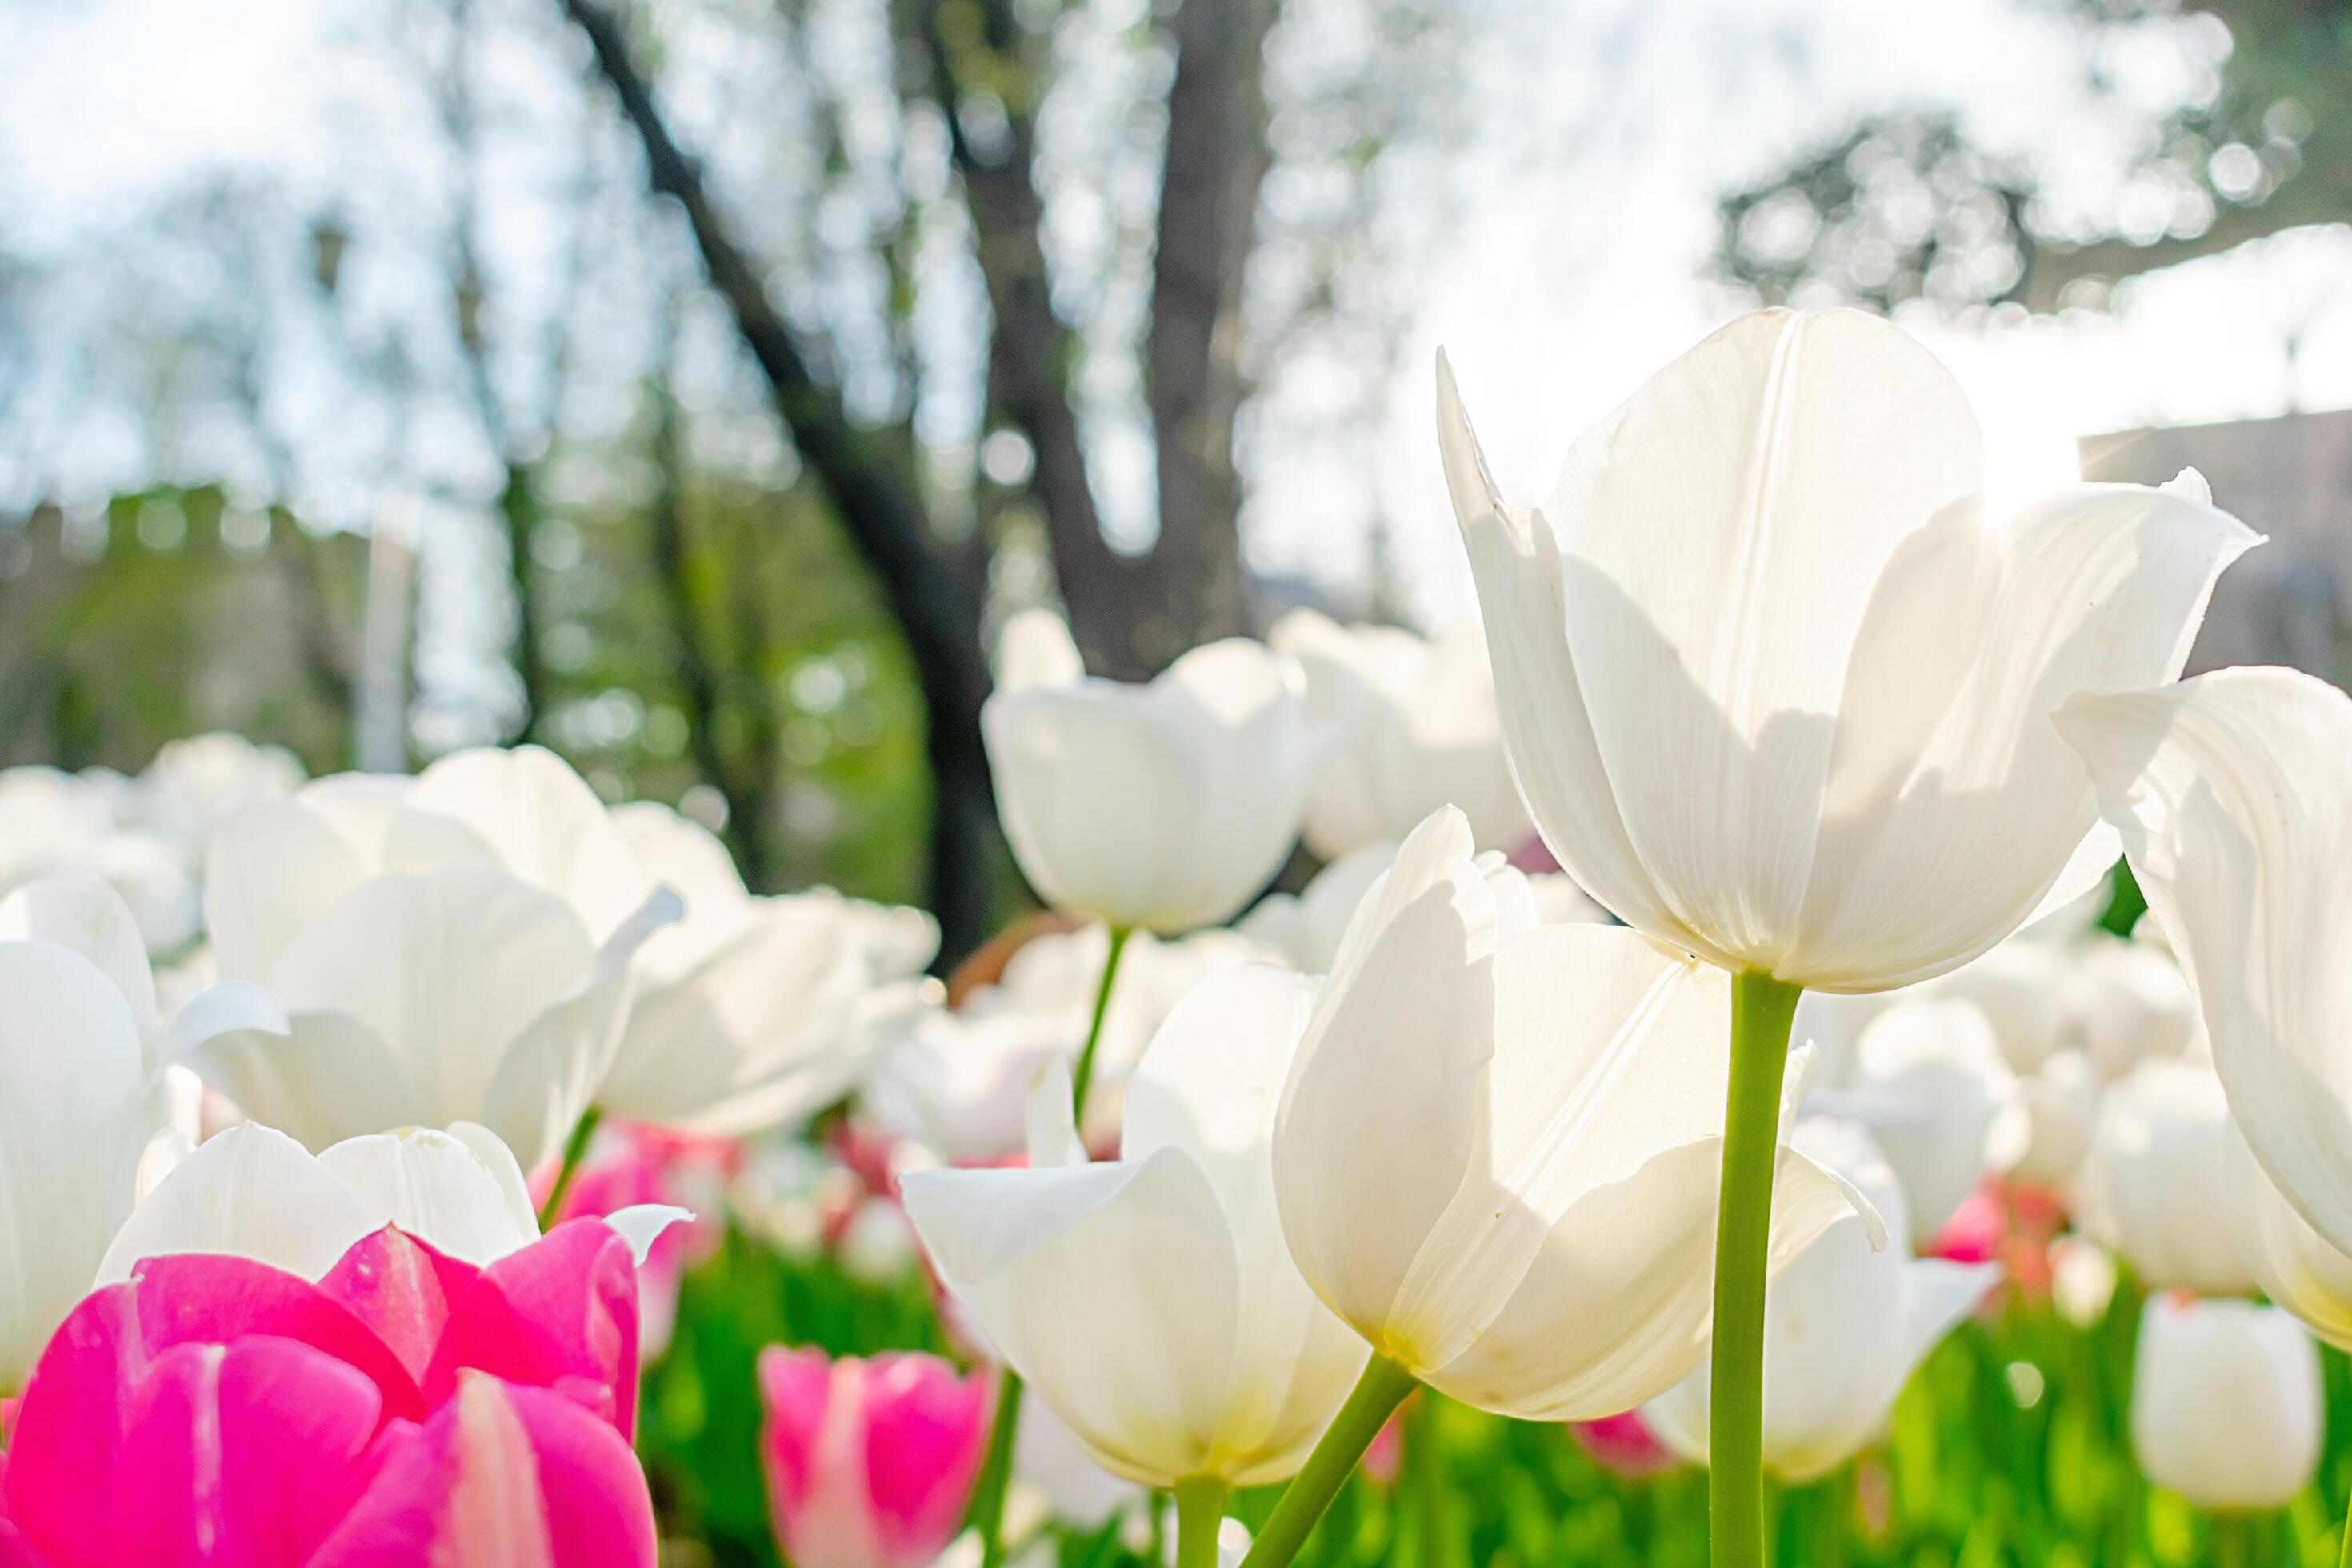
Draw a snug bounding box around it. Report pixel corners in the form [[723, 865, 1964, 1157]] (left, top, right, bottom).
[[1174, 1476, 1231, 1568], [968, 928, 1134, 1568], [1238, 1354, 1418, 1568], [970, 1374, 1024, 1568], [535, 1103, 603, 1228], [1710, 970, 1802, 1568], [1068, 924, 1134, 1120]]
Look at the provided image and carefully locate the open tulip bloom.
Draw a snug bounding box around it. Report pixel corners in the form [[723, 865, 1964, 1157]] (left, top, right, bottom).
[[1438, 307, 2254, 1563]]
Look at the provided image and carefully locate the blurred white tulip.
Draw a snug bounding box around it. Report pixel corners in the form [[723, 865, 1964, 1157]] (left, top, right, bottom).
[[2066, 934, 2199, 1081], [600, 802, 938, 1134], [191, 761, 680, 1166], [2078, 1059, 2254, 1294], [2005, 1048, 2102, 1189], [1238, 843, 1395, 974], [1271, 810, 1874, 1419], [2130, 1295, 2319, 1513], [95, 1118, 683, 1283], [122, 732, 306, 866], [2060, 667, 2352, 1266], [994, 606, 1087, 693], [1811, 998, 2019, 1246], [1642, 1118, 1998, 1481], [0, 766, 203, 954], [1270, 609, 1529, 859], [903, 969, 1371, 1489], [981, 638, 1316, 933], [1440, 310, 2254, 993], [1921, 938, 2071, 1076]]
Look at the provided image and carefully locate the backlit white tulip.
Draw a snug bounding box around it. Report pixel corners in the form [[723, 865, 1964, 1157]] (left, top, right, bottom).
[[2066, 934, 2199, 1081], [2006, 1048, 2101, 1190], [1238, 843, 1398, 975], [1642, 1118, 1998, 1481], [600, 802, 938, 1134], [191, 766, 678, 1166], [2078, 1059, 2254, 1294], [1810, 998, 2019, 1246], [1922, 938, 2071, 1076], [902, 967, 1370, 1488], [0, 766, 203, 954], [1271, 810, 1873, 1418], [982, 638, 1316, 933], [2130, 1295, 2319, 1513], [2225, 1122, 2352, 1351], [2058, 667, 2352, 1262], [1440, 308, 2255, 993], [1270, 610, 1530, 858]]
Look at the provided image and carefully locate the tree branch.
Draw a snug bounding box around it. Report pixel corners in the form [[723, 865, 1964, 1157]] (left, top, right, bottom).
[[561, 0, 995, 961]]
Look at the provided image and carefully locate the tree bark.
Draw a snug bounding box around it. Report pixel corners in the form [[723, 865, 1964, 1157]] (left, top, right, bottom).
[[562, 0, 995, 963]]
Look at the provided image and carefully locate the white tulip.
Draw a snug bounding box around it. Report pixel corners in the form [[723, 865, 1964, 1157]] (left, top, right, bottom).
[[598, 802, 938, 1134], [1810, 998, 2018, 1246], [1439, 309, 2255, 993], [1921, 938, 2071, 1076], [124, 732, 306, 866], [2062, 669, 2352, 1271], [2078, 1059, 2254, 1294], [95, 1120, 684, 1282], [1270, 810, 1874, 1419], [994, 606, 1088, 693], [902, 967, 1371, 1489], [2066, 934, 2199, 1081], [981, 638, 1316, 933], [1642, 1118, 1998, 1482], [2130, 1295, 2320, 1513], [0, 766, 202, 954], [2006, 1048, 2101, 1189], [1270, 610, 1530, 859], [194, 769, 678, 1166], [2218, 1116, 2352, 1352], [0, 938, 154, 1391]]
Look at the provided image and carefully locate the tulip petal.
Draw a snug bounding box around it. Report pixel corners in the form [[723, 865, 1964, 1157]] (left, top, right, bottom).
[[108, 1337, 388, 1567], [1422, 1139, 1864, 1420], [311, 1374, 658, 1568], [904, 1150, 1242, 1486], [1790, 478, 2256, 990], [396, 744, 653, 942], [2226, 1119, 2352, 1352], [0, 871, 156, 1033], [318, 1226, 481, 1382], [96, 1122, 380, 1285], [2057, 666, 2352, 1256], [202, 798, 374, 982], [0, 942, 155, 1390], [319, 1127, 542, 1267], [423, 1219, 642, 1438]]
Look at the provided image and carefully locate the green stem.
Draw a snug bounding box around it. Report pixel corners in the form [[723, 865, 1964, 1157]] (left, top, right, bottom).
[[535, 1103, 604, 1228], [2213, 1513, 2254, 1568], [1406, 1389, 1446, 1568], [2337, 1494, 2350, 1568], [1238, 1354, 1419, 1568], [972, 1375, 1024, 1568], [1174, 1476, 1231, 1568], [969, 927, 1133, 1568], [1067, 924, 1134, 1119], [1710, 971, 1802, 1568]]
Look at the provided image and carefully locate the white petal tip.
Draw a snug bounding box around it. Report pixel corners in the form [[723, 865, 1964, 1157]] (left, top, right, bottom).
[[602, 1203, 694, 1266]]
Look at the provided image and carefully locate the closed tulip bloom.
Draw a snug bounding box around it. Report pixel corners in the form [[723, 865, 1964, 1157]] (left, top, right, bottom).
[[1921, 938, 2071, 1076], [757, 1347, 992, 1568], [2078, 1059, 2254, 1295], [1271, 810, 1872, 1420], [2066, 934, 2199, 1081], [902, 966, 1371, 1488], [1439, 309, 2255, 994], [2130, 1295, 2320, 1513], [2059, 667, 2352, 1265], [1270, 610, 1530, 859], [981, 638, 1316, 933], [1642, 1118, 1998, 1482]]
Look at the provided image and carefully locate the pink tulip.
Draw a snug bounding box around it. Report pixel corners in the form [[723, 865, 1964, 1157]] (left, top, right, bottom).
[[1569, 1410, 1682, 1479], [0, 1221, 654, 1567], [758, 1346, 993, 1568]]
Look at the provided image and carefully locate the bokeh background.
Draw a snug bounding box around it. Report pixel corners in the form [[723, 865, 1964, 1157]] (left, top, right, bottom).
[[2, 6, 2349, 1562]]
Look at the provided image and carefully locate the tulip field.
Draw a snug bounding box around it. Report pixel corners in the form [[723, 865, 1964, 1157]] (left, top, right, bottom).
[[11, 308, 2352, 1568]]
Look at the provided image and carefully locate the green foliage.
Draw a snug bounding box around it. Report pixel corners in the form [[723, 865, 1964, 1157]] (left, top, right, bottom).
[[648, 1223, 2352, 1568]]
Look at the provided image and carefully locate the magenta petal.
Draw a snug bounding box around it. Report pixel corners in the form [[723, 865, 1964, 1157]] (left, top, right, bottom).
[[311, 1374, 657, 1568], [121, 1254, 424, 1418], [108, 1337, 389, 1568], [319, 1227, 483, 1383], [858, 1354, 991, 1566], [423, 1220, 640, 1438]]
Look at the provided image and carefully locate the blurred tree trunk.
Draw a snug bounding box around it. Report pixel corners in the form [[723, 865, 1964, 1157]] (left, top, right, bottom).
[[928, 0, 1278, 681], [562, 0, 996, 963]]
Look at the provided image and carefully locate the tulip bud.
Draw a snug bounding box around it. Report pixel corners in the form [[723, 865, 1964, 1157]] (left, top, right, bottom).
[[2079, 1060, 2254, 1295], [2130, 1295, 2320, 1513], [758, 1347, 993, 1568]]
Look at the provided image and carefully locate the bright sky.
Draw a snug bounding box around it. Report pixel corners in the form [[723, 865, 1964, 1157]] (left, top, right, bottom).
[[5, 0, 2348, 630]]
